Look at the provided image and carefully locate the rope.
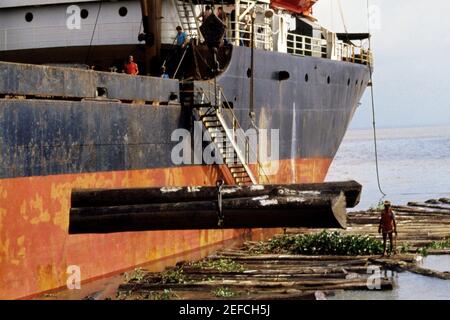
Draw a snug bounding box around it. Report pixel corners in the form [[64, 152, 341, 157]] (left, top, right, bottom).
[[337, 0, 348, 34], [85, 1, 103, 65], [366, 0, 386, 197]]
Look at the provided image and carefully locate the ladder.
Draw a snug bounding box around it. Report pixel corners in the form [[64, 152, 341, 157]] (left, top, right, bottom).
[[182, 82, 258, 186], [198, 106, 257, 186], [173, 0, 202, 41]]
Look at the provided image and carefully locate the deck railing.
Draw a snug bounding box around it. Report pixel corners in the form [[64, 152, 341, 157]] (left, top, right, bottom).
[[225, 23, 372, 66], [286, 33, 327, 58], [286, 32, 373, 65], [336, 42, 373, 65]]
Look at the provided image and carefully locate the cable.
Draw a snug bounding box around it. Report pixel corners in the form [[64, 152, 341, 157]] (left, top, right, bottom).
[[85, 1, 103, 65], [337, 0, 348, 33], [366, 0, 386, 197]]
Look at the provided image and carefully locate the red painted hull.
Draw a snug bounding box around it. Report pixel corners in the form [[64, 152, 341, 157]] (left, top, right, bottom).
[[0, 158, 331, 299]]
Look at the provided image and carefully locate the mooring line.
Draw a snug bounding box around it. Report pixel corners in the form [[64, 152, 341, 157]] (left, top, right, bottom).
[[367, 0, 386, 197]]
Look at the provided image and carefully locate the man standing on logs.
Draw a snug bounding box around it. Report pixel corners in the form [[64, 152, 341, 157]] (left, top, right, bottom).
[[378, 200, 398, 256]]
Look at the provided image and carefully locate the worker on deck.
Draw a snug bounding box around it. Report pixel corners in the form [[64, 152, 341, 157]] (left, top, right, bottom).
[[197, 5, 212, 23], [174, 26, 189, 79], [378, 200, 398, 256], [160, 66, 169, 79], [216, 6, 227, 23], [123, 55, 139, 75], [176, 26, 189, 49]]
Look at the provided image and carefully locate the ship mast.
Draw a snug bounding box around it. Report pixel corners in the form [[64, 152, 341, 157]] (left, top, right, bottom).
[[139, 0, 162, 74]]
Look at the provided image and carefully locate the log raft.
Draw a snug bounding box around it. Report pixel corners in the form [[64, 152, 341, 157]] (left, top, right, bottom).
[[111, 198, 450, 300], [69, 181, 361, 234]]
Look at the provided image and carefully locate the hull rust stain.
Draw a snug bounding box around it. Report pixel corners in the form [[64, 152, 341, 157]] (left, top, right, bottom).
[[0, 158, 330, 299]]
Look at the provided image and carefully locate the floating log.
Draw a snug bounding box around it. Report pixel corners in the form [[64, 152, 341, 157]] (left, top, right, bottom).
[[370, 258, 450, 280], [406, 202, 450, 211], [69, 192, 347, 234], [71, 180, 361, 208]]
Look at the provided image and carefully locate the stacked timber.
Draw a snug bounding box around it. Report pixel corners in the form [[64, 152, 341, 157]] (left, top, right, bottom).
[[116, 253, 398, 300], [113, 198, 450, 300], [69, 181, 362, 234], [291, 198, 450, 253]]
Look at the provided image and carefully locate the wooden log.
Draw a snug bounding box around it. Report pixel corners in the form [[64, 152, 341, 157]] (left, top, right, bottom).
[[207, 254, 372, 261], [117, 278, 393, 292], [69, 193, 347, 234], [407, 202, 450, 211], [392, 206, 450, 215], [370, 258, 450, 280], [71, 180, 361, 208]]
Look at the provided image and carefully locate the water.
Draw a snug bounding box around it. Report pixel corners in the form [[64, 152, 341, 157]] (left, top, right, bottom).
[[326, 126, 450, 300], [421, 255, 450, 272], [326, 125, 450, 209], [328, 256, 450, 300]]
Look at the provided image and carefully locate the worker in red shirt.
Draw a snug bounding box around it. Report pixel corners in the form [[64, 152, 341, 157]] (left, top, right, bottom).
[[378, 200, 398, 256], [123, 55, 139, 75]]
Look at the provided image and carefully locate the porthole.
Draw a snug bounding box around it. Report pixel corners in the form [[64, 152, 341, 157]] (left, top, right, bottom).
[[327, 76, 331, 84], [305, 73, 309, 82], [347, 78, 351, 86], [25, 12, 33, 22], [80, 9, 89, 19], [119, 7, 128, 17]]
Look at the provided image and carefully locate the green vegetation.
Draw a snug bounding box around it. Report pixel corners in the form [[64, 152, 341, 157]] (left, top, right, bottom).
[[213, 287, 236, 298], [368, 200, 385, 212], [398, 242, 412, 254], [427, 238, 450, 249], [153, 289, 179, 300], [251, 231, 384, 256], [161, 267, 186, 284], [116, 289, 179, 300], [417, 238, 450, 256], [123, 267, 147, 282], [190, 258, 245, 272]]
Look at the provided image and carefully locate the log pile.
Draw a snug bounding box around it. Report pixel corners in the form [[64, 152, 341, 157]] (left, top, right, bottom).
[[69, 181, 362, 234], [114, 198, 450, 300], [289, 198, 450, 252], [116, 253, 397, 300]]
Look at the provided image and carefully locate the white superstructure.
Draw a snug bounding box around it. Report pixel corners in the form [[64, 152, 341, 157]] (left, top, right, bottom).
[[0, 0, 184, 51]]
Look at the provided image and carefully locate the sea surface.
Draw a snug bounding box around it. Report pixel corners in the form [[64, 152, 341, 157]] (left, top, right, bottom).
[[326, 125, 450, 209], [326, 125, 450, 300]]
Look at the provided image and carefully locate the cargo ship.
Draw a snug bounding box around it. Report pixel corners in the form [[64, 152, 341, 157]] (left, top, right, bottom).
[[0, 0, 371, 299]]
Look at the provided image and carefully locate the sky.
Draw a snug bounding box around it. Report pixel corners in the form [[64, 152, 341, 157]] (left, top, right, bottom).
[[314, 0, 450, 129]]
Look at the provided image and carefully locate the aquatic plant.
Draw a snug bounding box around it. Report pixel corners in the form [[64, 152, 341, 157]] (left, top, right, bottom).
[[123, 267, 147, 282], [368, 200, 385, 212], [161, 267, 186, 284], [190, 258, 245, 272], [253, 231, 384, 256], [427, 238, 450, 250], [117, 289, 179, 300], [398, 242, 412, 253], [213, 287, 236, 298], [417, 238, 450, 256], [153, 289, 179, 300]]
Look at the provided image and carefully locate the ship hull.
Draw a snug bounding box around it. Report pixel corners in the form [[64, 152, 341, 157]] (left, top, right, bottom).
[[0, 45, 369, 299], [0, 159, 330, 299]]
